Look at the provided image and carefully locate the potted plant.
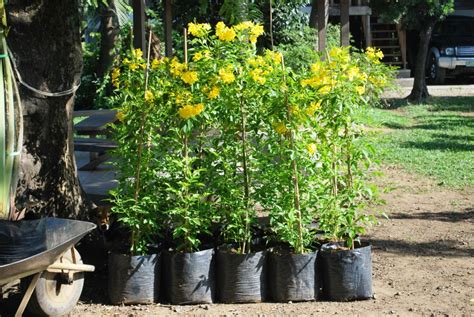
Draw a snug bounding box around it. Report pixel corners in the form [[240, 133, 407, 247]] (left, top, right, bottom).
[[107, 47, 167, 304], [258, 53, 322, 302], [187, 21, 272, 304], [154, 32, 219, 304], [301, 46, 393, 301]]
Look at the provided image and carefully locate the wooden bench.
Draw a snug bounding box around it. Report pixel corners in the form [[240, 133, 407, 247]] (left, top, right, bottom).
[[73, 110, 118, 171]]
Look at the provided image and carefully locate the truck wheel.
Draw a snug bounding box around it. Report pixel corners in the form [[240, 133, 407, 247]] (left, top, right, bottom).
[[27, 248, 84, 316], [427, 54, 446, 84]]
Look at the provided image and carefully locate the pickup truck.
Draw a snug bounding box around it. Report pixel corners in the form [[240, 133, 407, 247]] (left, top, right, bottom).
[[427, 15, 474, 84]]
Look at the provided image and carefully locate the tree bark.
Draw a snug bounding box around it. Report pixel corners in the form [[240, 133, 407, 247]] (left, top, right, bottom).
[[408, 20, 436, 102], [97, 0, 119, 79], [7, 0, 93, 219]]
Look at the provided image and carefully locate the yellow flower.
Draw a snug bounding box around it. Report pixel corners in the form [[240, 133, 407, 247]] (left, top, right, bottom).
[[319, 85, 331, 95], [188, 22, 211, 37], [305, 100, 322, 116], [111, 68, 120, 88], [129, 63, 139, 71], [248, 56, 266, 67], [250, 24, 264, 38], [151, 58, 161, 70], [133, 48, 143, 58], [144, 90, 155, 103], [170, 57, 187, 77], [216, 21, 236, 42], [366, 47, 383, 64], [347, 66, 361, 81], [274, 122, 288, 135], [219, 66, 235, 84], [208, 86, 220, 100], [234, 21, 254, 31], [250, 68, 266, 85], [355, 86, 365, 95], [116, 111, 125, 122], [307, 143, 317, 155], [178, 103, 205, 119], [265, 50, 282, 64], [181, 71, 199, 85], [193, 52, 203, 62]]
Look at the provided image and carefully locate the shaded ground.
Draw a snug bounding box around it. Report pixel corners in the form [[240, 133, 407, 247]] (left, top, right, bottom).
[[72, 165, 474, 316]]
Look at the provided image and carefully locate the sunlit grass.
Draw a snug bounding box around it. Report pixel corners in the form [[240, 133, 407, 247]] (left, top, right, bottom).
[[359, 97, 474, 189]]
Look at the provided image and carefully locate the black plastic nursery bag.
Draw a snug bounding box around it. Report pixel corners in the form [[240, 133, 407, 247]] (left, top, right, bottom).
[[164, 248, 215, 304], [320, 242, 373, 301], [216, 249, 267, 303], [269, 251, 318, 302], [108, 252, 161, 304]]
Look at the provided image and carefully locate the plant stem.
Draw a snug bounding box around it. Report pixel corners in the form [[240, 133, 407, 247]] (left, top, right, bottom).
[[183, 133, 191, 253], [282, 57, 303, 254], [345, 124, 352, 189], [332, 144, 338, 197], [132, 31, 153, 254], [239, 93, 251, 254]]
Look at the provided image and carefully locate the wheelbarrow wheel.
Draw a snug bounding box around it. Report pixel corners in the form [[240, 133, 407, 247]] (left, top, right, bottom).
[[27, 248, 84, 316]]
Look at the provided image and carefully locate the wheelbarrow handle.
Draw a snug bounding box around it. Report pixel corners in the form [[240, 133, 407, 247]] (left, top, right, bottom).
[[46, 262, 95, 273]]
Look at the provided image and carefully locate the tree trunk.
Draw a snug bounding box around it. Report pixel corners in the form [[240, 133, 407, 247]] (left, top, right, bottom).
[[408, 21, 436, 102], [7, 0, 93, 219], [97, 0, 119, 79]]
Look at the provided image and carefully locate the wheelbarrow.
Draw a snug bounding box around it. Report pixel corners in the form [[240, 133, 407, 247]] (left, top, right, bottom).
[[0, 218, 96, 316]]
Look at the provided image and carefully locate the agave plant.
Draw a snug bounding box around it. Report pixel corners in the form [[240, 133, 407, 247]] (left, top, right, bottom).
[[0, 14, 23, 220]]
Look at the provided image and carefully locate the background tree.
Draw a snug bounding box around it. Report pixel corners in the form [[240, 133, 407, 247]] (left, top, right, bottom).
[[7, 0, 93, 219], [372, 0, 454, 102]]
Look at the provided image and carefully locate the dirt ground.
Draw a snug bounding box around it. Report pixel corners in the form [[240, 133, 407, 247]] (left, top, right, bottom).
[[72, 165, 474, 316]]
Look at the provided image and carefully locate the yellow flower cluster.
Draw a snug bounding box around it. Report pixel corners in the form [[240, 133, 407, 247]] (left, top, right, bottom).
[[178, 103, 205, 119], [111, 68, 120, 88], [328, 47, 350, 64], [366, 47, 384, 63], [181, 71, 199, 85], [219, 65, 235, 84], [145, 90, 155, 103], [170, 57, 187, 77], [250, 68, 266, 85], [188, 22, 211, 38], [133, 48, 143, 59], [216, 22, 236, 42], [208, 86, 220, 100]]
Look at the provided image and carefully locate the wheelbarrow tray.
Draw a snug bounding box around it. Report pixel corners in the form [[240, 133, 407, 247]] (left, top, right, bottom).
[[0, 218, 96, 286]]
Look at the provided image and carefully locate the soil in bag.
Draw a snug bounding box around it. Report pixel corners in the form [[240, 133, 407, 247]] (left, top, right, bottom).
[[216, 247, 267, 303], [0, 219, 47, 265], [269, 250, 318, 302], [320, 242, 373, 301], [108, 253, 160, 304], [163, 248, 215, 304]]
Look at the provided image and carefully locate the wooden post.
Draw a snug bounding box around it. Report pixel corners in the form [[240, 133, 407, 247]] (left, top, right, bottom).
[[362, 14, 372, 47], [132, 0, 146, 53], [397, 23, 407, 69], [317, 0, 329, 53], [340, 0, 350, 47], [164, 0, 173, 57]]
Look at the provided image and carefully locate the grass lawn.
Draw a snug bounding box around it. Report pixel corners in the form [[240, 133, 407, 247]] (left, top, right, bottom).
[[358, 96, 474, 189]]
